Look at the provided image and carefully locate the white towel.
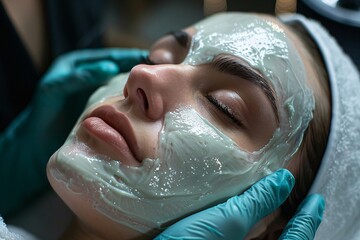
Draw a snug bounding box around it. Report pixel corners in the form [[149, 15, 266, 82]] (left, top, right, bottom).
[[0, 215, 40, 240], [280, 13, 360, 240]]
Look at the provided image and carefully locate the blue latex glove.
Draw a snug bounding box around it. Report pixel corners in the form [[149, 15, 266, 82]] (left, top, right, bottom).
[[155, 169, 325, 240], [0, 48, 148, 217], [279, 194, 324, 240]]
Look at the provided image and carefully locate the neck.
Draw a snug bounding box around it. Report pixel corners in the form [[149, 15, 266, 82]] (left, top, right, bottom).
[[60, 219, 102, 240]]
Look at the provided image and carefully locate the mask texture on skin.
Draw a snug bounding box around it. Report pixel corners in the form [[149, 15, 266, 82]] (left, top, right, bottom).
[[50, 107, 265, 232], [48, 13, 315, 234], [184, 13, 314, 171]]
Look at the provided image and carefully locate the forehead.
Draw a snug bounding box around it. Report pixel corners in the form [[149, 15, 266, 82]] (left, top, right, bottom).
[[184, 12, 290, 67]]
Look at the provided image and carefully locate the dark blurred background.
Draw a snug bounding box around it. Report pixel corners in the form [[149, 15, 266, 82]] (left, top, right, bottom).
[[105, 0, 359, 69]]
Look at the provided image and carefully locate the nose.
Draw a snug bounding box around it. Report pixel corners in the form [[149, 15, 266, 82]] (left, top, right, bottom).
[[124, 64, 193, 120]]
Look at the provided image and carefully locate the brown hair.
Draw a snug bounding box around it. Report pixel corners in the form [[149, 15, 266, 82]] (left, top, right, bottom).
[[282, 21, 331, 219], [253, 21, 332, 239]]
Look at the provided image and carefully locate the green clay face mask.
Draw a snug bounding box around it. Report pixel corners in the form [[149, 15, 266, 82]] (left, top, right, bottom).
[[48, 13, 314, 234]]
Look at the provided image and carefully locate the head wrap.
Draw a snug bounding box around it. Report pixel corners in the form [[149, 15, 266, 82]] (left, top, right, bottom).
[[280, 14, 360, 239]]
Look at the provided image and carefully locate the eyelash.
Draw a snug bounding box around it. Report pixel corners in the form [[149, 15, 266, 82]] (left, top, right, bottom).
[[205, 94, 243, 127]]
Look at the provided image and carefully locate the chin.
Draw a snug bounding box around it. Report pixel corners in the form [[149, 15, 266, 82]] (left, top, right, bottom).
[[47, 153, 152, 240]]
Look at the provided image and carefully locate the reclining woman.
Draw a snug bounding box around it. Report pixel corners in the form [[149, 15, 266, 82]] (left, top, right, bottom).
[[46, 12, 360, 240]]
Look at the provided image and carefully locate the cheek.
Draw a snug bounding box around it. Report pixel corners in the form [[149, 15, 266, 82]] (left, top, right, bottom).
[[158, 108, 257, 180], [241, 89, 278, 149], [159, 108, 227, 175], [47, 107, 267, 234]]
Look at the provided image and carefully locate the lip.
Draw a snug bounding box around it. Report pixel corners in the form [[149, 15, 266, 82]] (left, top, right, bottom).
[[81, 105, 140, 165]]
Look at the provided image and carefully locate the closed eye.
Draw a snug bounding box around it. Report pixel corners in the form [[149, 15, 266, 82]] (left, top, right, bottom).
[[206, 94, 244, 128], [211, 54, 279, 124]]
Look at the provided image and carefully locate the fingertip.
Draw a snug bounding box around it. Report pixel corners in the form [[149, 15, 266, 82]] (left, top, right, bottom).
[[275, 168, 295, 189], [237, 169, 295, 224], [279, 194, 325, 240], [299, 194, 325, 223], [265, 169, 295, 200], [139, 49, 150, 58], [77, 60, 120, 75], [94, 60, 120, 75]]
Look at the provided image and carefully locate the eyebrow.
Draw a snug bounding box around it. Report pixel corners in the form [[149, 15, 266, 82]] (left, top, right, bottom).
[[211, 54, 279, 123], [169, 30, 190, 48]]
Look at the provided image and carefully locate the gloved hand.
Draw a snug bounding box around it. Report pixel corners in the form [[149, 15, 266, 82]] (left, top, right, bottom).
[[279, 194, 324, 240], [155, 169, 325, 240], [0, 48, 148, 217]]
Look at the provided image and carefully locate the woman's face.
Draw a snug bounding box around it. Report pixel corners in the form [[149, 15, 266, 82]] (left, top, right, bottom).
[[47, 13, 315, 239]]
